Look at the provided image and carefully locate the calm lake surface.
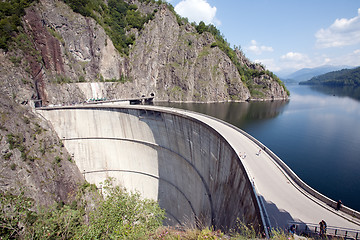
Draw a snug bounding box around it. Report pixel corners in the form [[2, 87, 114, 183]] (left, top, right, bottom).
[[154, 84, 360, 212]]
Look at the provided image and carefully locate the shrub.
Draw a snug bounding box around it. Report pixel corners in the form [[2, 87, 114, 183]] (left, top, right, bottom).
[[76, 178, 165, 239], [3, 152, 12, 160], [10, 163, 16, 170], [29, 204, 83, 239], [55, 156, 62, 163], [78, 75, 86, 82], [6, 133, 23, 150], [0, 192, 34, 238]]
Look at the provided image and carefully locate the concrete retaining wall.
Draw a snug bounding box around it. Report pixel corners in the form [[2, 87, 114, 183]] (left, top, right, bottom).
[[217, 117, 360, 222], [37, 106, 263, 232]]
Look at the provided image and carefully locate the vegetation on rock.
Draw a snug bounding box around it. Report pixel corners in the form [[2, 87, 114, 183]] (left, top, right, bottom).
[[0, 0, 36, 50], [0, 179, 165, 239], [62, 0, 160, 55], [0, 180, 296, 239], [300, 66, 360, 86]]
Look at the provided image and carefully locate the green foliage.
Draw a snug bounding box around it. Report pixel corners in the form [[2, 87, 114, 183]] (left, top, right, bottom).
[[195, 21, 289, 97], [47, 27, 65, 45], [165, 2, 187, 26], [0, 191, 34, 238], [6, 133, 22, 150], [10, 163, 16, 170], [12, 31, 43, 64], [76, 178, 165, 239], [104, 74, 131, 83], [62, 0, 157, 55], [301, 66, 360, 86], [80, 181, 97, 193], [196, 21, 206, 34], [3, 152, 13, 160], [104, 0, 157, 55], [78, 75, 85, 82], [63, 0, 105, 17], [6, 132, 35, 162], [55, 156, 62, 163], [0, 0, 36, 50], [0, 179, 165, 239], [54, 74, 72, 84], [29, 204, 83, 239], [9, 56, 22, 66]]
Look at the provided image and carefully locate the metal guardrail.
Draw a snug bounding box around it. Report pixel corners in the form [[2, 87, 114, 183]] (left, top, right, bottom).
[[175, 108, 360, 238], [37, 105, 360, 237], [199, 112, 360, 223], [288, 221, 360, 239]]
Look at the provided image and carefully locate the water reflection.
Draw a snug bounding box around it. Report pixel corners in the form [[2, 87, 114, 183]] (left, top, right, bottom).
[[155, 100, 289, 127], [309, 85, 360, 101], [154, 87, 360, 211]]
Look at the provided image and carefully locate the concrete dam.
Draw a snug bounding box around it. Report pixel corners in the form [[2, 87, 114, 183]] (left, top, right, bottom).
[[37, 105, 263, 232], [37, 104, 360, 238]]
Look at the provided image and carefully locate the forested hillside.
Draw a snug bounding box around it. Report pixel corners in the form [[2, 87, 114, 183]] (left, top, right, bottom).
[[300, 67, 360, 86]]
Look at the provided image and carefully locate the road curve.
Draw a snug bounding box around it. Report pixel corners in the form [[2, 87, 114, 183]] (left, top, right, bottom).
[[37, 104, 360, 235], [142, 105, 360, 232]]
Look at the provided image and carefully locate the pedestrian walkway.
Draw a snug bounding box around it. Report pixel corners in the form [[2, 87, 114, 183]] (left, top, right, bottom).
[[160, 106, 360, 233]]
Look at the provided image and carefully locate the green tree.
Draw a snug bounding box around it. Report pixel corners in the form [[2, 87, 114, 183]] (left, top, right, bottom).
[[196, 21, 206, 34], [76, 179, 165, 239]]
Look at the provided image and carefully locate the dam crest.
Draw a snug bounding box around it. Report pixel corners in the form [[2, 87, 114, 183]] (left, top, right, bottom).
[[37, 105, 263, 232], [37, 104, 360, 238]]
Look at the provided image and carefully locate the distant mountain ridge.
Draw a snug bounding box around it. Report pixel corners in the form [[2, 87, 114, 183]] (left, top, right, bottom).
[[280, 65, 353, 83], [299, 66, 360, 86]]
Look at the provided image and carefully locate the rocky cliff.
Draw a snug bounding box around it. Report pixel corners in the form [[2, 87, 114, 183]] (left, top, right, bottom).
[[1, 0, 288, 107], [0, 0, 288, 207], [0, 90, 84, 206]]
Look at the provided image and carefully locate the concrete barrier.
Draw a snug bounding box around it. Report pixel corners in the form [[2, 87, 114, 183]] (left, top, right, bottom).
[[211, 114, 360, 223], [37, 106, 264, 233]]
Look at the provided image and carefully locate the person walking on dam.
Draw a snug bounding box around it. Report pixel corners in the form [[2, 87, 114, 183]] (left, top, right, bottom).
[[336, 200, 342, 210], [319, 220, 327, 237]]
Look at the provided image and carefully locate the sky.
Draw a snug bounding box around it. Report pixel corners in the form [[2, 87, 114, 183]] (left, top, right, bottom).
[[165, 0, 360, 76]]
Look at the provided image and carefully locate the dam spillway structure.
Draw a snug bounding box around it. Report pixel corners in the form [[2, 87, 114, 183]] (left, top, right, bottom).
[[37, 105, 266, 233]]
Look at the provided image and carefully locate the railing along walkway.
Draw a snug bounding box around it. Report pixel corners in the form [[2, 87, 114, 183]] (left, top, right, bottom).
[[288, 221, 360, 239]]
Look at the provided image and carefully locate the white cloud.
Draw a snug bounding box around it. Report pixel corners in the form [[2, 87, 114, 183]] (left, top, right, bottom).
[[254, 58, 280, 72], [315, 8, 360, 48], [246, 40, 273, 55], [278, 52, 316, 70], [325, 49, 360, 66], [174, 0, 220, 25], [280, 52, 308, 61]]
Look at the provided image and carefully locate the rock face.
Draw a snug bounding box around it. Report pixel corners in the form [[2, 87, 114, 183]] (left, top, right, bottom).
[[0, 0, 288, 218], [0, 43, 83, 206], [129, 6, 251, 102], [0, 92, 84, 206], [1, 0, 288, 106]]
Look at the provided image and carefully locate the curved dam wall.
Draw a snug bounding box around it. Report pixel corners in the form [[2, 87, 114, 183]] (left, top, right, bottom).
[[37, 106, 263, 231]]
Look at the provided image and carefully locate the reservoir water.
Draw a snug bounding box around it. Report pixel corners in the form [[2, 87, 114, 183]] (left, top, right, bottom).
[[155, 84, 360, 212]]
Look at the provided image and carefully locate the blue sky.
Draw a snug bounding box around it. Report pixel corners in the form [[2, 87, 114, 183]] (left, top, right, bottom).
[[165, 0, 360, 75]]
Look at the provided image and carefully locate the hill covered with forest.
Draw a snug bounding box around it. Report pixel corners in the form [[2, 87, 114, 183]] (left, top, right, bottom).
[[299, 67, 360, 86]]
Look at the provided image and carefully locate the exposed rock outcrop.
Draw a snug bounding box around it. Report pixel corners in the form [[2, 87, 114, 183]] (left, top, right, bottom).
[[1, 0, 287, 106], [0, 0, 289, 218], [0, 92, 83, 206]]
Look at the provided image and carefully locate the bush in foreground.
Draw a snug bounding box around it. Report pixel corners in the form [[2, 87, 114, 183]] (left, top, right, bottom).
[[0, 179, 299, 239], [75, 178, 165, 239], [0, 179, 165, 239]]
